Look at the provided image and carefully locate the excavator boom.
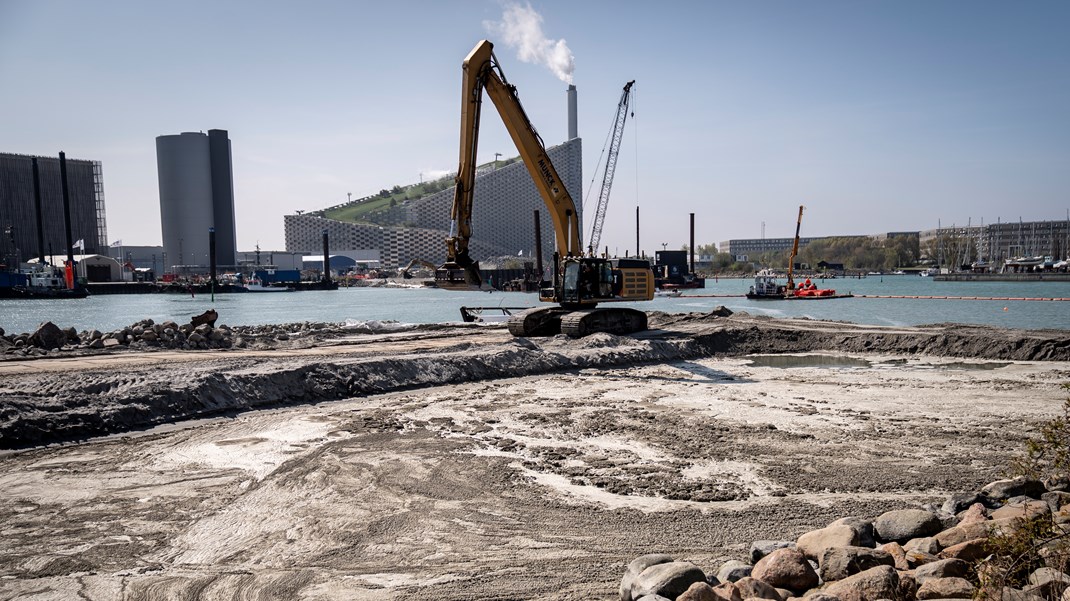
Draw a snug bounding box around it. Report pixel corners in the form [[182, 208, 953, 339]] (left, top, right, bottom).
[[441, 40, 653, 337]]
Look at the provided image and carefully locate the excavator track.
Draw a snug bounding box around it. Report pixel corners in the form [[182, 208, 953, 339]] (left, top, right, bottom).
[[560, 308, 648, 338], [506, 307, 571, 337]]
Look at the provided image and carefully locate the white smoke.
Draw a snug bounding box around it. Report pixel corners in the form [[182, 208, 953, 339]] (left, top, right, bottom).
[[484, 2, 575, 85]]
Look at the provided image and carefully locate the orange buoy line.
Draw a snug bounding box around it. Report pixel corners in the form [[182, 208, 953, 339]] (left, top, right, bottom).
[[673, 294, 1070, 301], [856, 295, 1070, 302]]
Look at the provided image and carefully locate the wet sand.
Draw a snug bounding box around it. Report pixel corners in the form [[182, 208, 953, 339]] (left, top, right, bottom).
[[1, 313, 1068, 599]]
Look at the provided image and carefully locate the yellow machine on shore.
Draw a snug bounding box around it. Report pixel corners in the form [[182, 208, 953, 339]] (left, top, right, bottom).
[[438, 40, 654, 337]]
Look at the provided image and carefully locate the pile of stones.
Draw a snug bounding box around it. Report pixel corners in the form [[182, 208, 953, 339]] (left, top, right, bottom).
[[620, 476, 1070, 601], [0, 319, 354, 357], [0, 318, 236, 355]]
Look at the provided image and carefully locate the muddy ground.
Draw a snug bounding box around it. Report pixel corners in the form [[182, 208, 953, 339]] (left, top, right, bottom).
[[1, 312, 1069, 600]]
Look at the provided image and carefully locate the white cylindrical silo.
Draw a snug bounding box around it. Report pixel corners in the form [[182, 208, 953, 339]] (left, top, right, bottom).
[[156, 132, 214, 273]]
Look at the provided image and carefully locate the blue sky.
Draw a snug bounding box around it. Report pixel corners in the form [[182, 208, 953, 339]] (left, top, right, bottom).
[[2, 0, 1067, 255]]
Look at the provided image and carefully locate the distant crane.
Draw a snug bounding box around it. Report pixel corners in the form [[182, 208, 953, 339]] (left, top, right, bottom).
[[586, 80, 635, 255]]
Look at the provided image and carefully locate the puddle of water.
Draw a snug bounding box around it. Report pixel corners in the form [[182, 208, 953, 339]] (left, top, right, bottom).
[[745, 355, 872, 369], [745, 355, 1010, 371]]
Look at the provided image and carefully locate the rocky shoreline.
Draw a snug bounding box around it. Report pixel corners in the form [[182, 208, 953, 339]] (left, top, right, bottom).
[[620, 476, 1070, 601]]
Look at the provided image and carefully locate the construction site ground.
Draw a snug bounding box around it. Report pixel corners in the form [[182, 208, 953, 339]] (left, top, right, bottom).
[[1, 311, 1068, 600]]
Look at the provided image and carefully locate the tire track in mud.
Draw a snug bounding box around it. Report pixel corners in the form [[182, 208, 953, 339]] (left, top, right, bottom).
[[2, 314, 1068, 449]]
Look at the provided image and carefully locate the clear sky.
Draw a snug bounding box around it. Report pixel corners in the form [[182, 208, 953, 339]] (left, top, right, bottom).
[[2, 0, 1068, 255]]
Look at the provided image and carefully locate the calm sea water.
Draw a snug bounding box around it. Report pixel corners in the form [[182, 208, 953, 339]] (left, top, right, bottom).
[[2, 275, 1069, 334]]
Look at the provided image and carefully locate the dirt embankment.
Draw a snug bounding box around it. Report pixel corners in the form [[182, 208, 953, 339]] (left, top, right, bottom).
[[0, 311, 1067, 449]]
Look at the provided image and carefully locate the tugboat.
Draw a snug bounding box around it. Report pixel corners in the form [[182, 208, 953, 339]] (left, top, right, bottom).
[[0, 263, 88, 299]]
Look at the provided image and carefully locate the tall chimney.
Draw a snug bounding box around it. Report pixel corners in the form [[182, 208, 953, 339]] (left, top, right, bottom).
[[567, 85, 578, 140]]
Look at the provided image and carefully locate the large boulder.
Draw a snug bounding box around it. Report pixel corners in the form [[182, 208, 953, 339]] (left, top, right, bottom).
[[750, 540, 796, 563], [676, 581, 720, 601], [621, 554, 674, 601], [916, 576, 975, 599], [716, 560, 752, 583], [829, 517, 877, 548], [822, 565, 901, 601], [819, 546, 895, 582], [990, 500, 1051, 521], [797, 524, 860, 561], [873, 508, 943, 543], [732, 576, 781, 600], [1024, 567, 1070, 599], [752, 547, 818, 592], [631, 561, 707, 601], [938, 538, 990, 562], [981, 477, 1047, 502], [914, 558, 970, 584], [29, 321, 67, 350]]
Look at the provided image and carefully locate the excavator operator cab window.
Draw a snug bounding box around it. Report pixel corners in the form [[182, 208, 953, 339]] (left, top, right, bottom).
[[563, 261, 581, 304], [599, 262, 613, 298]]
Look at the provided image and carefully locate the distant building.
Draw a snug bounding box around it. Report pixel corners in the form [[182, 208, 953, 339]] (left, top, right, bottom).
[[0, 152, 108, 265], [156, 129, 237, 273], [284, 138, 582, 269]]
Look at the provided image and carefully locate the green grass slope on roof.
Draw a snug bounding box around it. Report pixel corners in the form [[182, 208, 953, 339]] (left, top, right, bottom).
[[317, 157, 519, 224]]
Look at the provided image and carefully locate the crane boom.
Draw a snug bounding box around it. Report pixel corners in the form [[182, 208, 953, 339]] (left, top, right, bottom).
[[786, 205, 804, 291], [587, 80, 635, 254]]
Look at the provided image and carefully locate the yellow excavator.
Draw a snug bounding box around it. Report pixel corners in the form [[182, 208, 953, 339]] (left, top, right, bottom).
[[438, 40, 654, 337]]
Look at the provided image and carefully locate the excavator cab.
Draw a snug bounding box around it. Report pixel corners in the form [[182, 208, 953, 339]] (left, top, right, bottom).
[[559, 257, 616, 306]]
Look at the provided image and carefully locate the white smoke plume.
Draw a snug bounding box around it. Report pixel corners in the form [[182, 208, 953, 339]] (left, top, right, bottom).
[[484, 2, 575, 84]]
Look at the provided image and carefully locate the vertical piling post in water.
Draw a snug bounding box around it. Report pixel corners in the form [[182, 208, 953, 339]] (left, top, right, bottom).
[[321, 229, 331, 285], [59, 152, 74, 266], [32, 158, 45, 264], [533, 210, 544, 285], [209, 227, 216, 302], [690, 212, 695, 275]]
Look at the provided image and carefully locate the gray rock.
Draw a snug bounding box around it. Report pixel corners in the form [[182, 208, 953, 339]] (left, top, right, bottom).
[[29, 321, 67, 350], [1042, 491, 1070, 513], [710, 306, 733, 317], [830, 517, 877, 548], [635, 596, 672, 601], [631, 561, 707, 601], [187, 332, 206, 344], [1025, 567, 1070, 599], [752, 547, 817, 593], [873, 509, 942, 543], [914, 558, 969, 584], [981, 477, 1047, 502], [63, 327, 79, 343], [621, 554, 675, 601], [819, 546, 895, 582], [88, 338, 105, 349], [750, 540, 796, 563], [717, 560, 752, 583], [903, 536, 941, 555], [102, 338, 121, 348]]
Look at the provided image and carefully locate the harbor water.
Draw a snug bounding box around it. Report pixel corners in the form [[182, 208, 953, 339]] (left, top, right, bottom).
[[2, 275, 1069, 335]]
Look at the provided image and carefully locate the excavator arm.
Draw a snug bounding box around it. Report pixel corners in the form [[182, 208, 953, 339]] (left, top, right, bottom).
[[444, 40, 582, 284]]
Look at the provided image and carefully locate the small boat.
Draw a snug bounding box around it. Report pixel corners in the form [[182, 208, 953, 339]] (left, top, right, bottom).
[[655, 288, 682, 297], [244, 278, 293, 292]]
